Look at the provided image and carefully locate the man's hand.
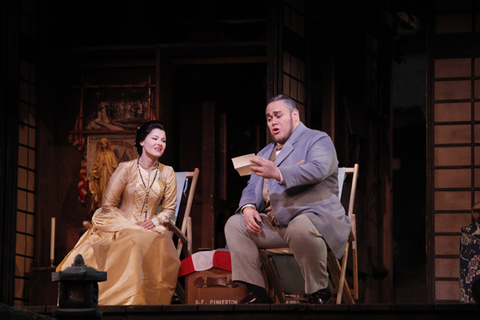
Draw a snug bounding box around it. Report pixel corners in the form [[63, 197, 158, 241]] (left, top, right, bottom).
[[250, 156, 281, 181], [243, 206, 262, 234], [136, 219, 155, 230]]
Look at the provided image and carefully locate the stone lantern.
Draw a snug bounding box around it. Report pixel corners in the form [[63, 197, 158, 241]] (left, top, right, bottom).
[[51, 254, 107, 320]]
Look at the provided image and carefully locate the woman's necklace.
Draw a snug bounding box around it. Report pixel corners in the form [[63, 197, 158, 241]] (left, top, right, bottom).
[[137, 158, 158, 219]]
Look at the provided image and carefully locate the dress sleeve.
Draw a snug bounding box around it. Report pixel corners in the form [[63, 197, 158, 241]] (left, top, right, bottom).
[[151, 166, 177, 226], [92, 162, 133, 230], [99, 162, 128, 211]]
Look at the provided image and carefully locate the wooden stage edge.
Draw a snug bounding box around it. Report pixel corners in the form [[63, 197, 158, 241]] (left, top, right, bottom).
[[19, 303, 480, 320]]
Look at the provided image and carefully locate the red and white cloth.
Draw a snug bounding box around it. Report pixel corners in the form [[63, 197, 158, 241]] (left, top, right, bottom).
[[178, 250, 232, 277]]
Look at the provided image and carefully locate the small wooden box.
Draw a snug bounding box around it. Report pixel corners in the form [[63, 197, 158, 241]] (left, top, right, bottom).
[[185, 267, 246, 304]]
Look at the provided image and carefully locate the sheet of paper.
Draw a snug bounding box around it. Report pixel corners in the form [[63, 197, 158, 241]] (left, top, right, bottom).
[[231, 153, 256, 176]]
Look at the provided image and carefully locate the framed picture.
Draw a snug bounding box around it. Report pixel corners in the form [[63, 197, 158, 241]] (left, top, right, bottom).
[[70, 76, 156, 134], [86, 134, 138, 178], [82, 86, 153, 132]]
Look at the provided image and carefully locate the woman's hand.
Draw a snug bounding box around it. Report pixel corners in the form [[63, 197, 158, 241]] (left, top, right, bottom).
[[136, 219, 155, 230]]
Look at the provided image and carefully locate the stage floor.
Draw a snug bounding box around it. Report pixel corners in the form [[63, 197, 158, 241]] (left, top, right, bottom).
[[19, 303, 480, 320]]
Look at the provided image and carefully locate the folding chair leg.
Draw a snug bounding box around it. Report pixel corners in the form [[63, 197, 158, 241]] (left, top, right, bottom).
[[352, 243, 359, 299], [336, 242, 349, 304], [174, 281, 186, 304], [328, 247, 355, 304], [259, 249, 286, 303], [327, 251, 340, 291], [187, 217, 192, 255]]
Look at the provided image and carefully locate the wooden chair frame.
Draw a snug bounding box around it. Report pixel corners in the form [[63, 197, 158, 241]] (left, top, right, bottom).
[[260, 164, 359, 304], [163, 168, 199, 303], [164, 168, 199, 257], [328, 164, 359, 304]]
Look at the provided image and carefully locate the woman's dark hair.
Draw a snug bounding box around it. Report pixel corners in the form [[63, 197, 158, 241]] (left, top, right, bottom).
[[134, 120, 165, 155]]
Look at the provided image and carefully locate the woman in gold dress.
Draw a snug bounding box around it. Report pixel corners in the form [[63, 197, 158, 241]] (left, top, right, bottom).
[[57, 121, 181, 305]]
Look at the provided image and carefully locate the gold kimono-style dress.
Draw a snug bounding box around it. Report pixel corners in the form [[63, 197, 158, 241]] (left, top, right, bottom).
[[57, 159, 181, 305]]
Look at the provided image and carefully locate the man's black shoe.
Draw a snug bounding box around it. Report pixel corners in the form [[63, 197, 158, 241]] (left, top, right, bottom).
[[239, 291, 274, 304], [304, 288, 332, 305]]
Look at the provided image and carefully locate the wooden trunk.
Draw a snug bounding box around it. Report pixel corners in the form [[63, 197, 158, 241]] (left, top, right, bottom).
[[185, 267, 246, 304]]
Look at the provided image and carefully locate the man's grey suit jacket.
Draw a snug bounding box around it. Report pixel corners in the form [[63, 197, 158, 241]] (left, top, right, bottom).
[[237, 122, 351, 259]]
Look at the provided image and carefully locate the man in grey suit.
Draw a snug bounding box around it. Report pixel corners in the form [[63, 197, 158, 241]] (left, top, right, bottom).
[[225, 94, 351, 304]]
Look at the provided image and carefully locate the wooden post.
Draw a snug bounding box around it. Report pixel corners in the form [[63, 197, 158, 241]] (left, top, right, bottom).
[[201, 101, 215, 249]]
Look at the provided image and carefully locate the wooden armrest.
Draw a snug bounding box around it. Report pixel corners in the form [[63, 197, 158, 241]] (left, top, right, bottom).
[[164, 219, 188, 244]]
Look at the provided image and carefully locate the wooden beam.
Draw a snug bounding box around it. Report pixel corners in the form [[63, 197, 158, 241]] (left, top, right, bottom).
[[0, 0, 19, 305], [45, 41, 268, 53], [69, 130, 136, 134], [155, 49, 161, 121], [201, 101, 215, 250], [63, 60, 156, 69], [172, 56, 266, 65], [71, 84, 155, 88]]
